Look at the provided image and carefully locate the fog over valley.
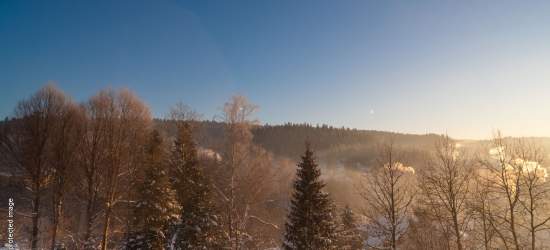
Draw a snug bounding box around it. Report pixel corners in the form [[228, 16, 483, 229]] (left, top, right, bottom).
[[2, 85, 550, 250]]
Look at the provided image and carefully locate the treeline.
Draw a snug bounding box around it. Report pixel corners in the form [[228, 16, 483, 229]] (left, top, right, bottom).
[[250, 123, 436, 172], [153, 119, 436, 170], [2, 83, 550, 250], [252, 123, 440, 161]]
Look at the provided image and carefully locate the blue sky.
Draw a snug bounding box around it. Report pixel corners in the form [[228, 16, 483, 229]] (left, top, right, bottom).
[[1, 0, 549, 139]]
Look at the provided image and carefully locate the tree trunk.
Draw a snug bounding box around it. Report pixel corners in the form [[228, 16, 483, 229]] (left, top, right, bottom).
[[51, 191, 61, 249], [509, 198, 520, 250], [453, 213, 463, 250], [32, 194, 40, 250], [531, 210, 535, 250], [101, 204, 112, 250], [83, 179, 94, 248], [51, 174, 66, 250]]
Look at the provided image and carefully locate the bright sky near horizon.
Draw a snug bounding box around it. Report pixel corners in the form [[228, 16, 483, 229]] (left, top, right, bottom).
[[1, 0, 549, 140]]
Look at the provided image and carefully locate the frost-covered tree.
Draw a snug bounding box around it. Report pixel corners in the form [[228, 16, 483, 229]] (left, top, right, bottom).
[[125, 129, 178, 250], [284, 138, 338, 250], [169, 121, 223, 249], [336, 205, 364, 250], [214, 93, 279, 249]]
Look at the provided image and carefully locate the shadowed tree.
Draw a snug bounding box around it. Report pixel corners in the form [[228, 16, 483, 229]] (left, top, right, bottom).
[[336, 205, 364, 250], [0, 82, 72, 250], [125, 129, 178, 250], [404, 205, 451, 250], [49, 93, 81, 250], [284, 138, 338, 250], [73, 91, 109, 248], [169, 120, 223, 249]]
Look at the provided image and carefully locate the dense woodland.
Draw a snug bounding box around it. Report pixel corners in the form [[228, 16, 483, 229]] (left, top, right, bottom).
[[2, 83, 550, 250]]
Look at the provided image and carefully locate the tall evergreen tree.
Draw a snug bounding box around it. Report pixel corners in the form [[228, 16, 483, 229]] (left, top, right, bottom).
[[169, 122, 223, 249], [284, 138, 338, 250], [125, 129, 178, 250], [336, 205, 364, 250]]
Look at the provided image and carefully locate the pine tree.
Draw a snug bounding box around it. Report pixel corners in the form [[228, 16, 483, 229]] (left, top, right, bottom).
[[169, 122, 223, 249], [125, 129, 179, 250], [284, 138, 338, 250], [336, 205, 364, 250]]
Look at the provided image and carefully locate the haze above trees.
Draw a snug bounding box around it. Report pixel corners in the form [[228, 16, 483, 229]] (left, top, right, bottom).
[[1, 83, 550, 250]]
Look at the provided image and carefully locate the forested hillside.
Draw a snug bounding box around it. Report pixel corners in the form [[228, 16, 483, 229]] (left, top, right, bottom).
[[2, 84, 550, 250]]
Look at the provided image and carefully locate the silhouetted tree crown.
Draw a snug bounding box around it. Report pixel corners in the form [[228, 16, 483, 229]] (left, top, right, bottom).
[[126, 129, 178, 250], [284, 137, 338, 250], [169, 122, 223, 249]]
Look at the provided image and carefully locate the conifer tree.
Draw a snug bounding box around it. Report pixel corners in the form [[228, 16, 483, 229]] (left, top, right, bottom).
[[336, 205, 364, 250], [125, 129, 178, 250], [284, 138, 338, 250], [169, 122, 223, 249]]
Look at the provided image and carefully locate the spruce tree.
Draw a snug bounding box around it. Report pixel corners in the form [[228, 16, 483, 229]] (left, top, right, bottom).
[[336, 205, 364, 250], [284, 138, 338, 250], [169, 122, 222, 249], [125, 129, 178, 250]]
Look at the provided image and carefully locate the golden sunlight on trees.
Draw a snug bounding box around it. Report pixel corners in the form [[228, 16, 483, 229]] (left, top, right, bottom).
[[358, 138, 414, 250], [417, 134, 476, 250], [4, 84, 550, 249], [95, 87, 152, 250], [476, 130, 550, 250], [213, 93, 280, 249]]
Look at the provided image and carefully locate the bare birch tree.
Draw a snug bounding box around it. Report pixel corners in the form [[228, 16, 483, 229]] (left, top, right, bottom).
[[477, 130, 526, 250], [214, 93, 279, 250], [358, 138, 414, 250], [467, 173, 499, 250], [478, 134, 550, 249], [417, 134, 476, 250], [514, 138, 550, 250]]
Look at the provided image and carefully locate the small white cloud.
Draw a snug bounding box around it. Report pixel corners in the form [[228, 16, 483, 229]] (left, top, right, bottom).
[[199, 148, 221, 161]]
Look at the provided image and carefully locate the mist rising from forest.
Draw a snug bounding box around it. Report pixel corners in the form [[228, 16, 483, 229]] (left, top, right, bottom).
[[2, 84, 550, 250]]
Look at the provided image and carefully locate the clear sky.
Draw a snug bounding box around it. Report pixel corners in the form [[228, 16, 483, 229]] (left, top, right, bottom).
[[1, 0, 549, 140]]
